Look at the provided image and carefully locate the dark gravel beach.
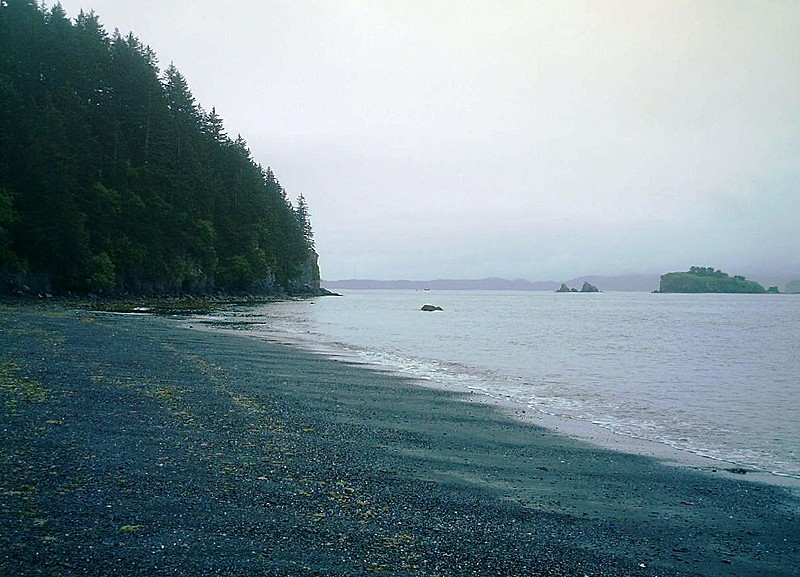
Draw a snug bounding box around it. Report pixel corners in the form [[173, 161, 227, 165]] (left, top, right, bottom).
[[1, 304, 798, 576]]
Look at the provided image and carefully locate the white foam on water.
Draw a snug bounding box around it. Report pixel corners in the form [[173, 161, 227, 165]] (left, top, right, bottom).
[[192, 291, 800, 483]]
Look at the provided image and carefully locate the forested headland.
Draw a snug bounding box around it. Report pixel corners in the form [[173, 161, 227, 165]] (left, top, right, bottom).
[[0, 1, 320, 296]]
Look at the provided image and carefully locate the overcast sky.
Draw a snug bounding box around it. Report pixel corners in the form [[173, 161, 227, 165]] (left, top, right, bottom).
[[56, 0, 799, 281]]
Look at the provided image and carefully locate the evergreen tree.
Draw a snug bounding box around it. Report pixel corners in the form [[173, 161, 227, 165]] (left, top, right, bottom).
[[295, 194, 314, 249], [0, 1, 319, 295]]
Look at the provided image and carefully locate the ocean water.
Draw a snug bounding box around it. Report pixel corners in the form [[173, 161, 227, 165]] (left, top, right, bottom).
[[203, 290, 800, 479]]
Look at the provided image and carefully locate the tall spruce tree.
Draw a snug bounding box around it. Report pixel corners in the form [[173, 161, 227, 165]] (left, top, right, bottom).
[[0, 1, 319, 295]]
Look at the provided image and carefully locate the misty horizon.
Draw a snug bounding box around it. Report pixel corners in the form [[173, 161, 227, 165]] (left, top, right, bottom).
[[56, 1, 800, 282], [321, 270, 799, 293]]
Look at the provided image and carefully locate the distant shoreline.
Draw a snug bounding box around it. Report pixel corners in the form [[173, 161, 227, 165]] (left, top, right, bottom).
[[323, 273, 800, 293], [322, 274, 661, 292]]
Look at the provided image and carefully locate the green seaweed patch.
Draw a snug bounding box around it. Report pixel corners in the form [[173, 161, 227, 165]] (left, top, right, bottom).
[[145, 384, 182, 405], [82, 295, 287, 316], [2, 484, 37, 497], [56, 482, 82, 494], [83, 298, 220, 316], [120, 524, 144, 533], [0, 360, 50, 409], [7, 326, 65, 346], [90, 374, 136, 389]]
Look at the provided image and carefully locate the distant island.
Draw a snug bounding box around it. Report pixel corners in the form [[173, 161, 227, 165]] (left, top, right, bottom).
[[556, 281, 600, 293], [658, 267, 766, 294]]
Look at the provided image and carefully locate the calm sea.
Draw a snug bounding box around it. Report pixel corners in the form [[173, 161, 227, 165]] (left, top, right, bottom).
[[202, 290, 800, 479]]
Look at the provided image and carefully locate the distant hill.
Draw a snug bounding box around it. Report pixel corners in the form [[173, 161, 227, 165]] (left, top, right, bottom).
[[321, 278, 553, 291], [322, 275, 661, 292]]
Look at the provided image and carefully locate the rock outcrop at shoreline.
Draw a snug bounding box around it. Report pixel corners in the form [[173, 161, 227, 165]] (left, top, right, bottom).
[[556, 281, 600, 293]]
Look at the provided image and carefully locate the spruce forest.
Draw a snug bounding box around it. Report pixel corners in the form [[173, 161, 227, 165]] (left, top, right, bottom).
[[0, 1, 320, 296]]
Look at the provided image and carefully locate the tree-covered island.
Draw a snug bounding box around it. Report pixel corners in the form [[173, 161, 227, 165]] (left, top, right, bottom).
[[0, 1, 320, 297], [659, 267, 765, 294]]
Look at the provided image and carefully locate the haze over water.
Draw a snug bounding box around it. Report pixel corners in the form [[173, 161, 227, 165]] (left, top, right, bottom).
[[54, 1, 800, 281], [207, 291, 800, 479]]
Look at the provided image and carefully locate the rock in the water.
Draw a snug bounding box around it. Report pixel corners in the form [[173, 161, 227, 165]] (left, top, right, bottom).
[[421, 304, 443, 312], [580, 281, 599, 292], [556, 283, 571, 293]]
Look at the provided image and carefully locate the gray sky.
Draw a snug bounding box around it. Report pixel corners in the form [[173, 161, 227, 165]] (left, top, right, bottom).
[[57, 0, 800, 281]]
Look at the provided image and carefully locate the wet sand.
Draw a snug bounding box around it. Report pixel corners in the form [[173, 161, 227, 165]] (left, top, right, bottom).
[[1, 304, 797, 576]]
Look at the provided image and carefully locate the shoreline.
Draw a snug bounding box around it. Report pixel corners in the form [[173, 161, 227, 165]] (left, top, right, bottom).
[[412, 373, 800, 489], [189, 313, 800, 491], [466, 391, 800, 490], [2, 304, 798, 576]]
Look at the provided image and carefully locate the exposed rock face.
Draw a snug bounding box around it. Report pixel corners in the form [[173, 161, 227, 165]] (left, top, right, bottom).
[[286, 250, 322, 295], [556, 283, 571, 293], [2, 248, 325, 297], [421, 304, 443, 312]]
